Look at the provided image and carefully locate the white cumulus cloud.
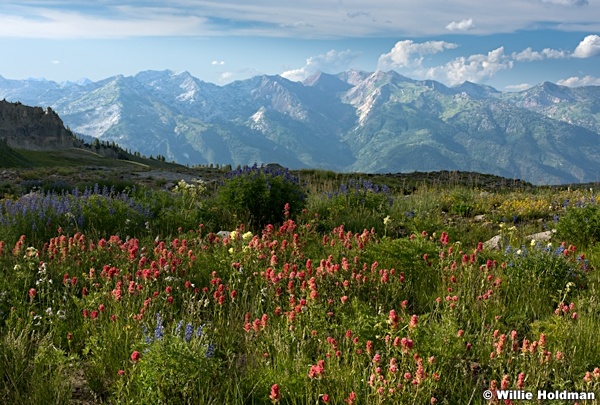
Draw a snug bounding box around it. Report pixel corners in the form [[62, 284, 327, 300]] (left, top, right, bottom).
[[505, 83, 533, 91], [572, 34, 600, 58], [426, 47, 513, 86], [375, 34, 600, 87], [219, 72, 233, 81], [445, 18, 475, 32], [281, 49, 360, 82], [377, 40, 458, 71], [211, 60, 225, 65], [511, 47, 569, 61], [557, 75, 600, 86]]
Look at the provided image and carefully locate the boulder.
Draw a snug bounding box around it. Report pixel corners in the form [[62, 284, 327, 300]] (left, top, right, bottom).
[[216, 231, 231, 238], [483, 235, 502, 250], [473, 214, 486, 222], [524, 231, 553, 242]]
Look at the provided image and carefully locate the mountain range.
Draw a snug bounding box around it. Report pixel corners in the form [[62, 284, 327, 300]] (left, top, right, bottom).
[[1, 70, 599, 185]]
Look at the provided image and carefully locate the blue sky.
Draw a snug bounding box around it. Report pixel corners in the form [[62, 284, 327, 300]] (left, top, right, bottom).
[[0, 1, 599, 91]]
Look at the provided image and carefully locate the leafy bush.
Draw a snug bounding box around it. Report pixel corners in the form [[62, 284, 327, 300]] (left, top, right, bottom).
[[217, 164, 306, 229], [136, 180, 210, 236], [500, 242, 590, 329], [309, 177, 393, 234], [556, 204, 600, 247], [123, 315, 220, 404]]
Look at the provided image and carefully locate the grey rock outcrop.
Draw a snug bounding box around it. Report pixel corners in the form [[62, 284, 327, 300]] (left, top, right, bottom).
[[483, 230, 554, 251], [0, 100, 79, 150], [524, 231, 553, 242], [483, 235, 503, 250]]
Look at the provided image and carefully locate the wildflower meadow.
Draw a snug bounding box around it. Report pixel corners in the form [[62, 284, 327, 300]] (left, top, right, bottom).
[[1, 165, 600, 404]]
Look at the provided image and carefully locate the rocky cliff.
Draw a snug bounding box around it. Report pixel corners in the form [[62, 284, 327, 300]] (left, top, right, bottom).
[[0, 100, 79, 150]]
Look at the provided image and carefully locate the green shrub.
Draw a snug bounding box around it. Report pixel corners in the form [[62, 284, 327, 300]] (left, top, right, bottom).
[[308, 178, 393, 234], [499, 242, 590, 329], [122, 316, 221, 404], [556, 204, 600, 247], [217, 164, 306, 230]]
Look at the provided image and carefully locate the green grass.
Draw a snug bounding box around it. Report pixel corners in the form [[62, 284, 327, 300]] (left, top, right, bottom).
[[0, 141, 35, 168], [15, 148, 140, 168], [14, 147, 187, 170]]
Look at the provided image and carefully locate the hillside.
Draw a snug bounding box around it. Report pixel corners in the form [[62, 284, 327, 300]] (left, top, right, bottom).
[[0, 99, 196, 193]]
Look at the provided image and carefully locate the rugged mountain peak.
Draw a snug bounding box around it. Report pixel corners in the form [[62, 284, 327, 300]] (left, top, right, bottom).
[[0, 100, 79, 150], [303, 72, 353, 93], [518, 81, 576, 106], [60, 78, 93, 88], [453, 81, 500, 99], [371, 70, 413, 83], [335, 70, 372, 86]]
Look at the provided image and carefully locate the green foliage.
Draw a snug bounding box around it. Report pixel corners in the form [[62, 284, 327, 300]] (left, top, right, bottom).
[[124, 320, 220, 404], [308, 178, 393, 234], [556, 204, 600, 248], [0, 314, 72, 405], [448, 188, 475, 216], [217, 165, 306, 229], [79, 194, 148, 238], [485, 241, 590, 335], [137, 182, 215, 236], [130, 335, 218, 404]]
